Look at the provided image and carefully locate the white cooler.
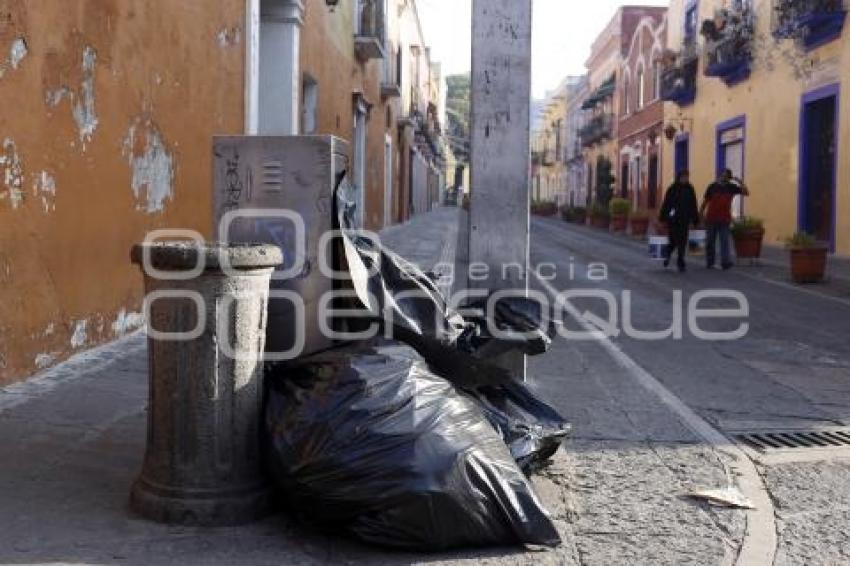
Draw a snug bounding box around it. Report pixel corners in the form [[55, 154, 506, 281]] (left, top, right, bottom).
[[649, 236, 668, 260]]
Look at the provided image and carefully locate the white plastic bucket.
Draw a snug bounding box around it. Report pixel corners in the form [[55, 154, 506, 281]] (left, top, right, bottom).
[[689, 230, 707, 256], [649, 236, 668, 260]]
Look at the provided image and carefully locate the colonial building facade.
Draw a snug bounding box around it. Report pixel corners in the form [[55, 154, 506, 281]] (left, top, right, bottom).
[[661, 0, 849, 254], [581, 6, 667, 207], [0, 0, 444, 385], [618, 11, 667, 212]]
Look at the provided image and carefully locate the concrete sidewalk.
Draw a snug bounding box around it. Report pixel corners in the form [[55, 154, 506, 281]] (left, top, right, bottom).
[[0, 206, 745, 565]]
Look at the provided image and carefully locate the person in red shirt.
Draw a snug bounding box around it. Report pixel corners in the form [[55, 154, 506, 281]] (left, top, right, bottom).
[[700, 169, 750, 270]]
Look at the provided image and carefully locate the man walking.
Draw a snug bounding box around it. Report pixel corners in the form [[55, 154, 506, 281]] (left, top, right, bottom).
[[700, 169, 750, 270], [659, 170, 700, 272]]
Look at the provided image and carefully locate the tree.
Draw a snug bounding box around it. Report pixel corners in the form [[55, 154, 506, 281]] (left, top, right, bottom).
[[445, 73, 470, 162]]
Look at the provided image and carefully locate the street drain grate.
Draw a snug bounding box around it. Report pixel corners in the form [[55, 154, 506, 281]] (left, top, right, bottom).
[[734, 428, 850, 453]]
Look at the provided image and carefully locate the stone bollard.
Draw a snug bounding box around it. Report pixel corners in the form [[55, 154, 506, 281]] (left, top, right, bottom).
[[129, 242, 282, 526]]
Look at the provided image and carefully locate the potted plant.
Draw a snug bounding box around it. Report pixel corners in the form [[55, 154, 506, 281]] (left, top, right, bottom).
[[786, 232, 829, 284], [572, 206, 587, 224], [630, 209, 650, 239], [609, 198, 631, 233], [731, 216, 765, 260], [559, 205, 574, 222], [590, 204, 610, 229], [531, 201, 557, 217]]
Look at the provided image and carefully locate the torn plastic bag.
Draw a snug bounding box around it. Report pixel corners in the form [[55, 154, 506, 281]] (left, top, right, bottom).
[[465, 382, 571, 474], [264, 341, 561, 551], [333, 179, 555, 385]]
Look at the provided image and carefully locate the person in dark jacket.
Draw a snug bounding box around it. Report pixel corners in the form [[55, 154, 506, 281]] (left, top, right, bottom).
[[659, 170, 700, 272]]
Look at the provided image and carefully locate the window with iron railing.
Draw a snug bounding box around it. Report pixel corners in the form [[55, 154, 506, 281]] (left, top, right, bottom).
[[381, 44, 402, 98], [659, 39, 699, 106], [773, 0, 847, 48], [580, 114, 614, 148], [354, 0, 386, 60], [703, 4, 755, 85]]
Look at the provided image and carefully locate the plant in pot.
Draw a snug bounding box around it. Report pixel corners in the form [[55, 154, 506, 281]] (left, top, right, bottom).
[[608, 198, 631, 233], [785, 232, 829, 284], [731, 216, 765, 260], [630, 209, 650, 238], [572, 206, 587, 224], [531, 200, 557, 217], [559, 205, 574, 222], [590, 204, 610, 229]]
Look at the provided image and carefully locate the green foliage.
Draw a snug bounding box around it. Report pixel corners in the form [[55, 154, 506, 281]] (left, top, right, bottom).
[[785, 231, 819, 249], [630, 209, 650, 220], [594, 156, 614, 207], [609, 198, 632, 216], [446, 74, 471, 161], [731, 216, 764, 236], [590, 203, 610, 218]]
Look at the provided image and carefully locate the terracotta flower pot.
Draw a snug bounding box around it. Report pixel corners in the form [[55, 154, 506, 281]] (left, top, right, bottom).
[[630, 217, 649, 238], [789, 245, 828, 284], [591, 214, 610, 230], [733, 227, 765, 259], [574, 210, 587, 224], [610, 213, 628, 233], [653, 221, 669, 236]]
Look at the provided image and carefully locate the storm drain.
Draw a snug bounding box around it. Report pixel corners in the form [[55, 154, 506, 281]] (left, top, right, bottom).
[[734, 428, 850, 453]]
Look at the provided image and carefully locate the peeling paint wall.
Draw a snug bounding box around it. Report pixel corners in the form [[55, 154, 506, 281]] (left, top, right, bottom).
[[0, 0, 245, 385]]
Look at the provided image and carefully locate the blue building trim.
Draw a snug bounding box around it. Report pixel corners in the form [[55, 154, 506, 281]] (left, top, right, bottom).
[[714, 115, 747, 216], [715, 114, 747, 177], [798, 83, 840, 250]]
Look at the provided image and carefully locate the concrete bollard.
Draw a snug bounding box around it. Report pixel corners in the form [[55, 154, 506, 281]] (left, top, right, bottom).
[[129, 242, 282, 526]]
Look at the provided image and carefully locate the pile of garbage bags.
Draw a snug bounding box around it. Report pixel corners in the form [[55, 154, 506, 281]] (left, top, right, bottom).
[[263, 180, 571, 551]]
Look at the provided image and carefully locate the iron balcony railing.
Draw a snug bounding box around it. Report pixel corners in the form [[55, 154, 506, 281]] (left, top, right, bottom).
[[659, 40, 698, 106], [703, 5, 755, 84], [580, 114, 614, 148], [565, 142, 583, 164], [354, 0, 386, 60], [773, 0, 847, 47], [704, 31, 753, 84]]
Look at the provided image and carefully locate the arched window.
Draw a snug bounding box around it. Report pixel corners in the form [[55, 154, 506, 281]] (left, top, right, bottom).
[[637, 67, 646, 109], [623, 76, 631, 114], [652, 60, 661, 100]]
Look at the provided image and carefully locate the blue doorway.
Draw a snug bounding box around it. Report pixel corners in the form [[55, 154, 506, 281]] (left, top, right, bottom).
[[674, 135, 689, 177], [799, 84, 839, 249]]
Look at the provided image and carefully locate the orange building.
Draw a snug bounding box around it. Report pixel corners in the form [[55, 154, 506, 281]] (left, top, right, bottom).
[[0, 0, 443, 385]]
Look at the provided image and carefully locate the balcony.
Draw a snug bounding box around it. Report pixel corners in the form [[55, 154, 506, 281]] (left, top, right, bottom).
[[381, 47, 402, 99], [703, 7, 754, 85], [566, 142, 583, 164], [580, 114, 614, 148], [704, 33, 752, 85], [774, 0, 847, 49], [659, 43, 698, 106], [542, 149, 556, 166], [354, 0, 386, 61]]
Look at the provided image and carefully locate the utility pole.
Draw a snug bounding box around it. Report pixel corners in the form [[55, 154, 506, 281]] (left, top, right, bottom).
[[469, 0, 533, 379]]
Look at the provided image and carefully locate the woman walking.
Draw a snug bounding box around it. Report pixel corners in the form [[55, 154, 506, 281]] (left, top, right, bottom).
[[659, 170, 700, 272]]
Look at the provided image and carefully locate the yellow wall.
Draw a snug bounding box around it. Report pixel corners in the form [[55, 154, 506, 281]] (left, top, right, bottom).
[[663, 0, 849, 254], [0, 0, 245, 384]]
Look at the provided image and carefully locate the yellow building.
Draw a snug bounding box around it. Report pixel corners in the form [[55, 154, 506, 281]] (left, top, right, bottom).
[[662, 0, 850, 254], [531, 78, 571, 205]]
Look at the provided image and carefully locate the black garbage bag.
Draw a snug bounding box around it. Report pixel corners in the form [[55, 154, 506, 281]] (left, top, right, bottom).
[[333, 179, 556, 385], [264, 341, 562, 551], [466, 382, 571, 474], [330, 176, 570, 470]]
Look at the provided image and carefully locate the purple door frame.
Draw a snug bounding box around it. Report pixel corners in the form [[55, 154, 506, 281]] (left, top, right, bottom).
[[798, 83, 840, 251]]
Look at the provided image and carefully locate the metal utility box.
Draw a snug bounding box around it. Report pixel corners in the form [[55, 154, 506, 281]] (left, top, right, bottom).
[[213, 135, 349, 359]]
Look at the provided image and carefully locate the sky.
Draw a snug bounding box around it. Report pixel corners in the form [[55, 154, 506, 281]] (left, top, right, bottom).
[[417, 0, 669, 99]]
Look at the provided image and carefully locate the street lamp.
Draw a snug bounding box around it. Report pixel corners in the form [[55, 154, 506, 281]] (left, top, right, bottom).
[[325, 0, 340, 10]]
